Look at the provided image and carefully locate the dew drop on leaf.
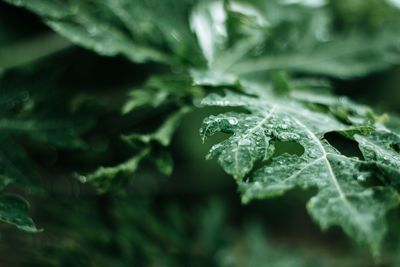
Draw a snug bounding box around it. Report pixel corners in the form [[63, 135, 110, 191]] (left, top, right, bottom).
[[253, 181, 262, 189], [265, 168, 273, 174], [308, 151, 318, 159], [228, 118, 238, 125], [357, 173, 368, 182]]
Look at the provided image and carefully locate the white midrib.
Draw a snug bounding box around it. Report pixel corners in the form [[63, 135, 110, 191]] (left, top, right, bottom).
[[242, 105, 277, 140], [234, 105, 277, 178], [292, 118, 370, 237], [270, 154, 362, 188], [292, 118, 345, 196], [273, 158, 323, 186]]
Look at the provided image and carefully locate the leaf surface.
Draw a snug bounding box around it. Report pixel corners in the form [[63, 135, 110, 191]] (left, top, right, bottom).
[[4, 0, 400, 79], [200, 82, 400, 255], [3, 0, 205, 65], [0, 194, 40, 232]]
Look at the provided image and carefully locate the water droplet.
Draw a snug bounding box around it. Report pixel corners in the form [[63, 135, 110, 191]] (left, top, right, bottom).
[[265, 168, 273, 174], [357, 173, 368, 182], [280, 134, 288, 140], [228, 118, 238, 125], [216, 100, 229, 105], [224, 155, 233, 164], [253, 181, 262, 189], [308, 151, 318, 159]]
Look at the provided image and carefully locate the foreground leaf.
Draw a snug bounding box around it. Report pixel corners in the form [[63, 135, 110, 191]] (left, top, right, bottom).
[[200, 82, 400, 256]]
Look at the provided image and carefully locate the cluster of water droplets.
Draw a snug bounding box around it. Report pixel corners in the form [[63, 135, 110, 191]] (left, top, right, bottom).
[[279, 132, 300, 141], [228, 117, 238, 125], [271, 117, 302, 141]]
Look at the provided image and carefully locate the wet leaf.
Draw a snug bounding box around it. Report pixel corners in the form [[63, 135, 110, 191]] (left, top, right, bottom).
[[200, 81, 400, 256]]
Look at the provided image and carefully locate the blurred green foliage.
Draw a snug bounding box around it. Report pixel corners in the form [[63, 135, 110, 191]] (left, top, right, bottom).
[[0, 0, 400, 266]]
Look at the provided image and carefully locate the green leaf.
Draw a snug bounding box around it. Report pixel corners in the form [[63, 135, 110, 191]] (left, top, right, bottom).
[[78, 148, 150, 193], [83, 106, 190, 192], [122, 75, 195, 115], [0, 76, 92, 191], [0, 194, 40, 232], [200, 81, 400, 256], [4, 0, 400, 257], [226, 31, 400, 79], [189, 0, 227, 66], [152, 150, 174, 176], [0, 33, 71, 73], [123, 106, 191, 147], [81, 72, 195, 193], [355, 129, 400, 189], [191, 0, 400, 81], [0, 117, 91, 149], [3, 0, 205, 65], [0, 136, 41, 192], [5, 0, 399, 78]]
